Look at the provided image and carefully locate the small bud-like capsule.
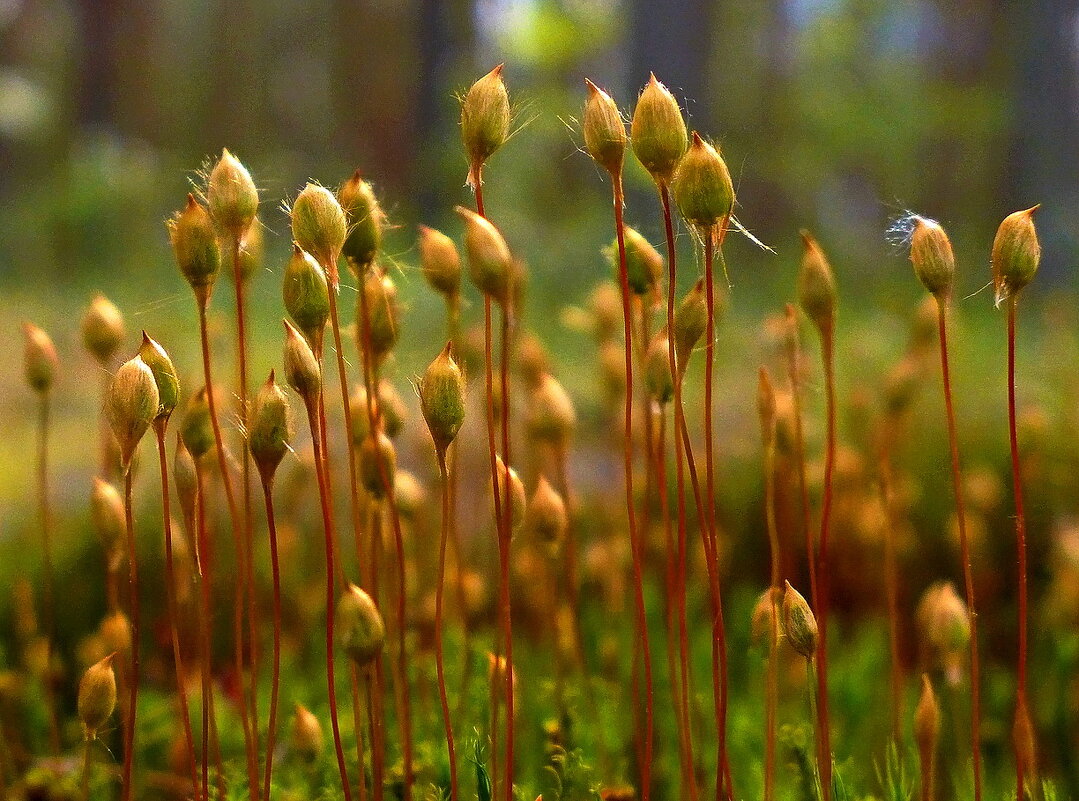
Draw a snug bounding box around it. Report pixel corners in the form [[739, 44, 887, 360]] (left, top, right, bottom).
[[781, 580, 818, 658], [419, 343, 466, 455], [338, 170, 386, 269], [494, 456, 527, 531], [22, 322, 58, 393], [913, 674, 940, 759], [418, 225, 462, 299], [797, 231, 837, 336], [360, 431, 396, 497], [173, 437, 198, 531], [249, 370, 293, 485], [361, 267, 400, 361], [673, 278, 707, 368], [168, 194, 222, 302], [882, 356, 922, 416], [100, 611, 132, 656], [615, 226, 664, 296], [81, 294, 124, 364], [917, 582, 970, 662], [336, 583, 386, 667], [290, 704, 323, 761], [517, 333, 549, 389], [106, 356, 160, 470], [583, 78, 626, 176], [599, 340, 626, 402], [91, 478, 125, 563], [590, 283, 623, 344], [138, 332, 180, 421], [671, 132, 735, 230], [394, 471, 427, 519], [77, 654, 117, 740], [283, 245, 330, 348], [525, 373, 575, 446], [180, 388, 214, 460], [757, 366, 776, 443], [749, 587, 782, 652], [630, 74, 688, 184], [461, 64, 511, 182], [645, 334, 674, 404], [909, 216, 955, 299], [234, 219, 263, 282], [1012, 696, 1036, 784], [377, 381, 407, 439], [349, 386, 374, 445], [291, 183, 347, 275], [529, 476, 567, 549], [207, 148, 259, 239], [991, 206, 1040, 302], [456, 205, 513, 303], [283, 320, 322, 406]]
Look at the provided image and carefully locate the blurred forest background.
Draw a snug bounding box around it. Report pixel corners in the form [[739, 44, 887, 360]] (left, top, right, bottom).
[[1, 0, 1078, 508]]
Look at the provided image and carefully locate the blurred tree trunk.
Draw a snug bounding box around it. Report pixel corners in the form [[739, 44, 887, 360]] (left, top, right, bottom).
[[1006, 0, 1079, 283], [331, 0, 421, 197]]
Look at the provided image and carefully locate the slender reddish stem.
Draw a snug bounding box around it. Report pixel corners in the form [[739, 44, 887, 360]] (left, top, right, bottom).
[[435, 451, 460, 801], [659, 183, 698, 801], [762, 425, 780, 801], [367, 503, 387, 801], [196, 300, 257, 798], [260, 479, 283, 801], [704, 230, 733, 800], [612, 175, 651, 801], [232, 243, 261, 794], [35, 391, 60, 754], [815, 323, 836, 801], [1007, 296, 1032, 798], [498, 302, 516, 801], [155, 425, 198, 798], [304, 398, 355, 801], [193, 463, 214, 801], [121, 466, 141, 801], [783, 306, 817, 617], [935, 299, 982, 801], [877, 440, 902, 741]]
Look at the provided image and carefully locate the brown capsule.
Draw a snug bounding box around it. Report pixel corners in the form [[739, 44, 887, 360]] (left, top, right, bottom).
[[22, 322, 58, 394], [249, 370, 293, 485], [361, 267, 400, 362], [797, 230, 837, 337], [419, 342, 466, 456], [77, 654, 117, 740], [291, 183, 347, 277], [516, 333, 549, 390], [781, 580, 818, 659], [529, 476, 568, 552], [494, 456, 527, 532], [290, 704, 323, 761], [418, 224, 461, 299], [645, 333, 674, 404], [461, 64, 511, 183], [100, 611, 132, 656], [590, 282, 623, 344], [168, 194, 222, 304], [456, 205, 513, 303], [671, 132, 735, 230], [81, 294, 125, 364], [106, 356, 160, 471], [91, 478, 125, 565], [630, 74, 688, 185], [749, 587, 782, 653], [180, 387, 214, 461], [339, 170, 386, 270], [336, 583, 386, 667], [282, 245, 330, 349], [582, 78, 626, 176], [360, 431, 397, 498], [673, 278, 707, 369], [207, 148, 259, 240], [525, 373, 576, 447], [914, 673, 940, 800], [991, 205, 1040, 302], [138, 332, 179, 421], [283, 319, 322, 406], [909, 216, 955, 300]]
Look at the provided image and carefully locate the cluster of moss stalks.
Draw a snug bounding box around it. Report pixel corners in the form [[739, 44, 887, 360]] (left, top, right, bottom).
[[6, 66, 1055, 801]]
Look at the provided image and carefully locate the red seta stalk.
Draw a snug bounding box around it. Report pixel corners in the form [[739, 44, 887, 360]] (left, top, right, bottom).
[[659, 182, 698, 801], [154, 425, 198, 798], [35, 391, 61, 755], [196, 300, 258, 800], [783, 306, 817, 614], [260, 475, 284, 801], [935, 299, 982, 801], [761, 394, 780, 801], [1007, 296, 1032, 798], [435, 451, 460, 801], [120, 466, 141, 801], [193, 462, 215, 801], [498, 300, 516, 801], [815, 322, 837, 801], [303, 397, 355, 801]]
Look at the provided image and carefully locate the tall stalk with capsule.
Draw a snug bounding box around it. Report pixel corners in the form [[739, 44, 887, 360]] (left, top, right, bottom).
[[138, 333, 197, 797], [991, 206, 1041, 798], [671, 130, 737, 800], [81, 294, 124, 479], [419, 343, 467, 801], [22, 322, 61, 754], [631, 73, 701, 801], [797, 231, 838, 801], [249, 370, 294, 800], [283, 319, 354, 801], [582, 79, 655, 801], [908, 216, 982, 801], [207, 150, 262, 788], [106, 355, 160, 801], [756, 367, 780, 801]]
